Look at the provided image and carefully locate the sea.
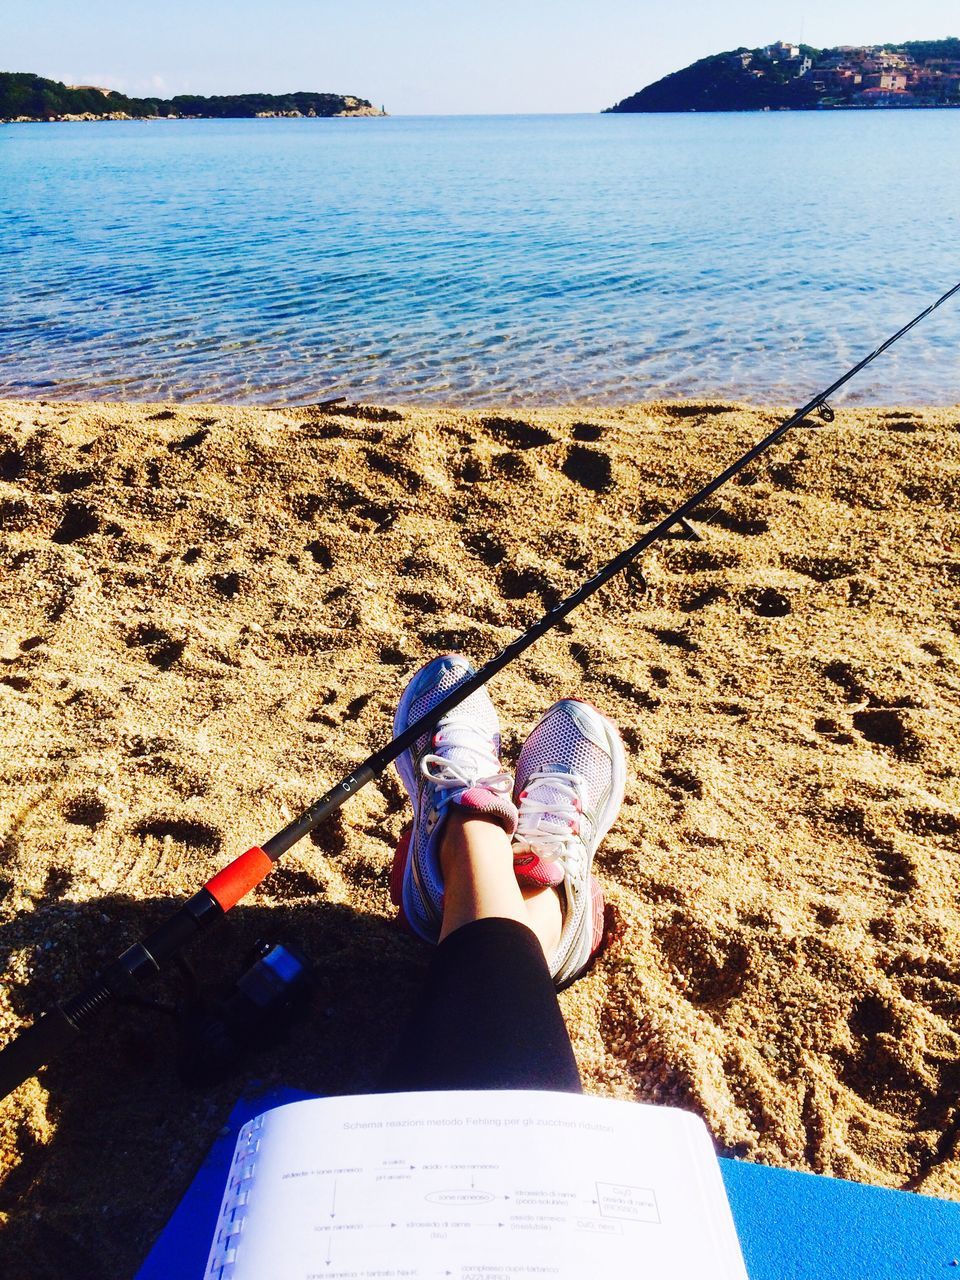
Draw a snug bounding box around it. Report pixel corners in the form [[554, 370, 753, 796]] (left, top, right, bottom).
[[1, 111, 958, 406]]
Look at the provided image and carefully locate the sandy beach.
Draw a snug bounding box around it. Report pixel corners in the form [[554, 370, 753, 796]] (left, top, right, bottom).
[[1, 397, 958, 1276]]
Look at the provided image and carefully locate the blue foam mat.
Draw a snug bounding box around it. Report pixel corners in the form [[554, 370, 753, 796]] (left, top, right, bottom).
[[137, 1089, 960, 1280], [721, 1157, 960, 1280]]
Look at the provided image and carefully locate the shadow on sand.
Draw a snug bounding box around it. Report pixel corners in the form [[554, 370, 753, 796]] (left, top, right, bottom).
[[0, 889, 427, 1280]]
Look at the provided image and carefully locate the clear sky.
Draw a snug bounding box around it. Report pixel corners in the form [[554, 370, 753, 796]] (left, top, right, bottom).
[[9, 1, 959, 114]]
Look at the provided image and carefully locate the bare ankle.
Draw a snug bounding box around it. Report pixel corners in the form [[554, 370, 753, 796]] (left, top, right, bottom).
[[521, 884, 563, 961], [439, 809, 513, 877], [437, 810, 525, 942]]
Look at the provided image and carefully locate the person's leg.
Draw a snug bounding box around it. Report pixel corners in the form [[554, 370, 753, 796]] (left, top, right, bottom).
[[380, 811, 581, 1093], [380, 658, 625, 1095], [438, 813, 561, 958]]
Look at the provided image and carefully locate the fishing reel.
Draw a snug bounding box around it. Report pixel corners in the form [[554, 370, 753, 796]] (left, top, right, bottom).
[[173, 938, 314, 1086]]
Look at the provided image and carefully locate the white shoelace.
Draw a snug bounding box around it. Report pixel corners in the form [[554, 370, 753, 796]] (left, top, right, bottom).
[[419, 718, 513, 797], [514, 769, 586, 880]]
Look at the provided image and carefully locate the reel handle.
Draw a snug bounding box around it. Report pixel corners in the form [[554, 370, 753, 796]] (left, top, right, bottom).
[[0, 1007, 80, 1099]]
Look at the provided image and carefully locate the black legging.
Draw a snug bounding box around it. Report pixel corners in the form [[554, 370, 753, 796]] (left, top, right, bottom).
[[380, 918, 582, 1093]]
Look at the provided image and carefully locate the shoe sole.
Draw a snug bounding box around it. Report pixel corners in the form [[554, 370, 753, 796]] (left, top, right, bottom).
[[389, 827, 419, 936]]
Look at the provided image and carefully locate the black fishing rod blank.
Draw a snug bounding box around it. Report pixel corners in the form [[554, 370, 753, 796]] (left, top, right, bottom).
[[1, 279, 958, 1101]]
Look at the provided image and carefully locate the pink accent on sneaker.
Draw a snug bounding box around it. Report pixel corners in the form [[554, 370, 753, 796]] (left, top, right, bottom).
[[453, 785, 518, 833], [514, 847, 564, 888]]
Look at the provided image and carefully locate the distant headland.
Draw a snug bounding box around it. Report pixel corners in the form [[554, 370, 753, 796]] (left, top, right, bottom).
[[606, 37, 960, 112], [0, 73, 386, 122]]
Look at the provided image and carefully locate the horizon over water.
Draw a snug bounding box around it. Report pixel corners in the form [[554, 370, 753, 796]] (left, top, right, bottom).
[[1, 112, 958, 407]]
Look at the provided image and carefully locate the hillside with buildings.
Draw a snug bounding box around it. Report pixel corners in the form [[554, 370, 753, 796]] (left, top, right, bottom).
[[0, 73, 385, 121], [607, 38, 960, 112]]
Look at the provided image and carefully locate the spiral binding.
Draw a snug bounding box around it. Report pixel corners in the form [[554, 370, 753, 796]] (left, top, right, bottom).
[[206, 1114, 266, 1279]]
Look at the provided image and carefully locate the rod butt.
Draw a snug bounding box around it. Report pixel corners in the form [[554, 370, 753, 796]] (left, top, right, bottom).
[[0, 1007, 80, 1100]]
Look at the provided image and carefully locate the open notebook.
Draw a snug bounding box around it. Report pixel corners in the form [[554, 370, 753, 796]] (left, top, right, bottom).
[[205, 1089, 748, 1279]]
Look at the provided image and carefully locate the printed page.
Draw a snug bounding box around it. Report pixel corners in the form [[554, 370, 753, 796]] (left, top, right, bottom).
[[207, 1090, 748, 1280]]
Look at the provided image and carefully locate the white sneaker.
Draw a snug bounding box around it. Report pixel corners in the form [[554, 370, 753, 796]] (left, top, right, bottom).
[[513, 699, 626, 986], [390, 654, 517, 942]]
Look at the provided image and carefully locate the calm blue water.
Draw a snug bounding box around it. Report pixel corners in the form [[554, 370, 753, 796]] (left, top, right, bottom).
[[1, 113, 958, 405]]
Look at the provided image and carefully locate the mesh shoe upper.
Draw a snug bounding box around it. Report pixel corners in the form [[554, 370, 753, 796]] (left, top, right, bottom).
[[513, 699, 626, 986], [393, 654, 514, 942]]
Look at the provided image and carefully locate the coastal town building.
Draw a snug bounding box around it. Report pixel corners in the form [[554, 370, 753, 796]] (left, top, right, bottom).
[[759, 39, 960, 107], [756, 42, 811, 76], [864, 70, 909, 92]]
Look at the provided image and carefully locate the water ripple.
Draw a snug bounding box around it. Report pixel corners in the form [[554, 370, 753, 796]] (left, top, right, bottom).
[[1, 114, 958, 405]]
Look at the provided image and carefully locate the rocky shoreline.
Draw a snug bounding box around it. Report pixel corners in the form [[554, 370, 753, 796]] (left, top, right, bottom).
[[2, 104, 387, 123]]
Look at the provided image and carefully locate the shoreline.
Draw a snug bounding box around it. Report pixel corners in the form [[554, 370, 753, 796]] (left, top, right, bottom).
[[0, 107, 387, 123], [5, 102, 960, 123], [3, 394, 960, 413], [1, 398, 959, 1273]]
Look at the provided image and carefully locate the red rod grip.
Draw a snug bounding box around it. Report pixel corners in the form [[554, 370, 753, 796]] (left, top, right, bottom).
[[204, 846, 273, 911]]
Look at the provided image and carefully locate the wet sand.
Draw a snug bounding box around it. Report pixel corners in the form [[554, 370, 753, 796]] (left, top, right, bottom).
[[1, 398, 958, 1275]]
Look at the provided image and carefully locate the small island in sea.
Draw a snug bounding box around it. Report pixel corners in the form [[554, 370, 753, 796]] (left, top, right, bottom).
[[606, 37, 960, 112], [0, 72, 385, 122]]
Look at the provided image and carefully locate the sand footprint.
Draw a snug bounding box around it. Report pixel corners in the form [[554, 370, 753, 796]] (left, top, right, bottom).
[[52, 500, 100, 544], [657, 911, 751, 1011], [134, 817, 219, 850], [0, 439, 25, 480], [827, 804, 915, 894], [482, 415, 555, 450], [705, 509, 768, 537], [787, 554, 857, 582], [901, 808, 960, 837], [363, 446, 424, 490], [741, 587, 791, 617], [62, 793, 108, 828], [166, 426, 209, 451], [671, 547, 741, 573], [210, 571, 242, 599], [54, 468, 97, 493], [305, 540, 335, 568], [562, 444, 613, 492], [462, 530, 506, 567], [498, 565, 543, 599], [680, 585, 726, 613], [851, 708, 924, 761], [126, 623, 186, 670]]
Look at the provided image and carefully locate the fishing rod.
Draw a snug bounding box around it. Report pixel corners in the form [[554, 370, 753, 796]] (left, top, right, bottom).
[[1, 280, 957, 1100]]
